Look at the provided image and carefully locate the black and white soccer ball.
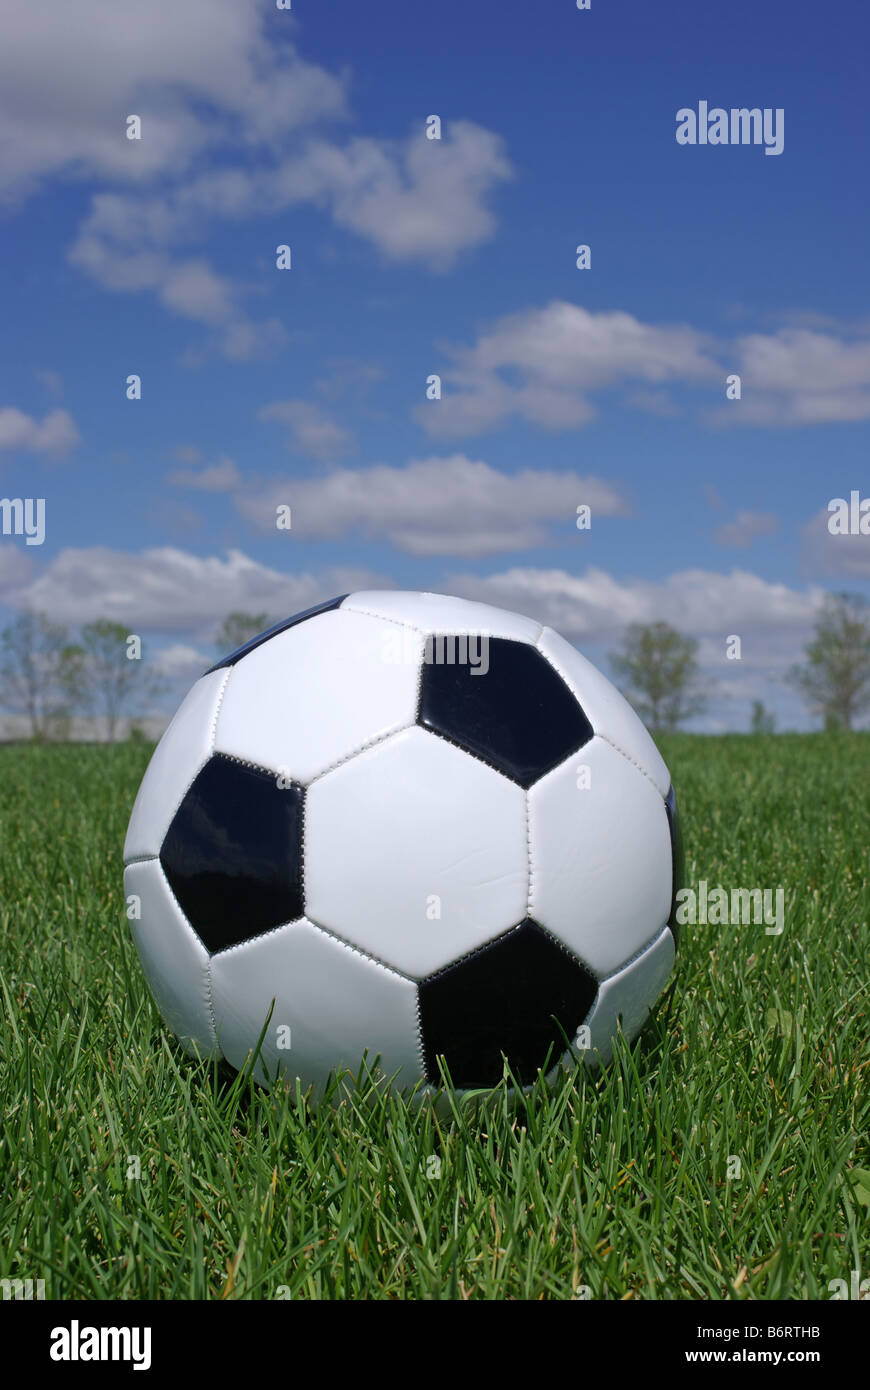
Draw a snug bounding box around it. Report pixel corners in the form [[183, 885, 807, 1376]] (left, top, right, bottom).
[[124, 591, 683, 1096]]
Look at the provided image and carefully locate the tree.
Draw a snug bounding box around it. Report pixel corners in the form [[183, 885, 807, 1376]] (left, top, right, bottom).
[[609, 621, 706, 733], [0, 610, 80, 740], [69, 619, 167, 740], [750, 699, 776, 734], [215, 612, 269, 656], [786, 592, 870, 731]]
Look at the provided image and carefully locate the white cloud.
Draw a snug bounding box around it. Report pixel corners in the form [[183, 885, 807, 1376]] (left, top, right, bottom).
[[235, 455, 630, 556], [5, 549, 823, 647], [276, 122, 512, 268], [800, 504, 870, 578], [152, 642, 211, 682], [168, 455, 241, 492], [445, 566, 823, 640], [444, 566, 831, 728], [258, 400, 356, 463], [121, 122, 511, 266], [0, 5, 508, 355], [2, 547, 835, 729], [0, 545, 33, 592], [68, 214, 286, 360], [712, 328, 870, 425], [3, 546, 387, 636], [0, 0, 348, 202], [0, 407, 80, 455], [417, 302, 719, 437], [159, 259, 236, 325], [65, 119, 510, 352], [409, 303, 870, 438], [714, 510, 779, 547]]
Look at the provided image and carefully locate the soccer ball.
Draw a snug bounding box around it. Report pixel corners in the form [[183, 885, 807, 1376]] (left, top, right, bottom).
[[124, 591, 683, 1096]]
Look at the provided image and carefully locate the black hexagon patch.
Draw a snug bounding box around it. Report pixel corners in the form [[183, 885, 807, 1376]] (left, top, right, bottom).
[[160, 754, 304, 953], [418, 918, 598, 1087], [418, 636, 593, 788]]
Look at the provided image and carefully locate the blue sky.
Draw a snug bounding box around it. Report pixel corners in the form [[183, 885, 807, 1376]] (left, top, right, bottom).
[[0, 0, 868, 729]]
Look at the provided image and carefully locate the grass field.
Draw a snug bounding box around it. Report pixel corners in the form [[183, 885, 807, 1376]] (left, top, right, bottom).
[[0, 734, 867, 1300]]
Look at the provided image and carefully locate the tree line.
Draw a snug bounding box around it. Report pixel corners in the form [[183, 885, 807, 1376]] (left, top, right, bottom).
[[1, 592, 868, 741], [218, 595, 870, 734], [0, 613, 166, 741], [608, 591, 870, 733]]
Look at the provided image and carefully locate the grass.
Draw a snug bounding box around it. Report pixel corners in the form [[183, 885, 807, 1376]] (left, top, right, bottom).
[[0, 733, 867, 1299]]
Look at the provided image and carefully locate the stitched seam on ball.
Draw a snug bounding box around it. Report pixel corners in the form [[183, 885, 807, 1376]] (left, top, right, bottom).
[[596, 923, 672, 983], [124, 853, 158, 867], [299, 786, 306, 911], [422, 923, 521, 984], [305, 721, 416, 789], [211, 912, 416, 982], [204, 956, 218, 1046], [535, 630, 582, 692], [340, 603, 425, 633], [209, 916, 306, 960], [424, 625, 539, 639], [413, 985, 426, 1076], [538, 630, 668, 797], [595, 731, 663, 793], [533, 920, 601, 983], [305, 916, 419, 982], [413, 632, 426, 722], [345, 600, 536, 646], [421, 724, 525, 786], [161, 756, 211, 843], [155, 672, 235, 847], [210, 749, 297, 780], [535, 633, 666, 794], [210, 667, 232, 750]]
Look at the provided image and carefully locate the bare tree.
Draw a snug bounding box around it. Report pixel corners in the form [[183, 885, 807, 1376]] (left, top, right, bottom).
[[786, 592, 870, 730], [68, 619, 166, 740], [609, 621, 706, 733], [215, 611, 269, 656], [0, 610, 80, 740], [750, 699, 776, 734]]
